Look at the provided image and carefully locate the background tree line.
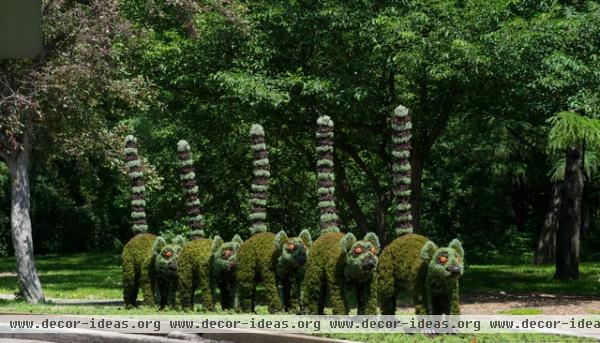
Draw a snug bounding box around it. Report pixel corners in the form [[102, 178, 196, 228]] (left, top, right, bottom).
[[1, 0, 599, 300]]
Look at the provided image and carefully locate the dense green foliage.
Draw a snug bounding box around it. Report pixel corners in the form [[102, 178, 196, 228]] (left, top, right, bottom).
[[0, 0, 598, 274]]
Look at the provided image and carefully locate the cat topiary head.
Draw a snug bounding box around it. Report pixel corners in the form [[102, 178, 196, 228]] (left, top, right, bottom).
[[153, 235, 186, 278], [212, 234, 243, 275], [340, 232, 380, 281], [275, 230, 312, 270], [420, 239, 464, 284]]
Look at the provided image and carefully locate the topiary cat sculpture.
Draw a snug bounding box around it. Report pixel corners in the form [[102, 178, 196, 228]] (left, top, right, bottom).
[[377, 105, 465, 315], [378, 234, 463, 315], [121, 135, 158, 308], [236, 124, 313, 313], [178, 234, 243, 311], [303, 232, 380, 315], [303, 116, 380, 315], [150, 235, 186, 309]]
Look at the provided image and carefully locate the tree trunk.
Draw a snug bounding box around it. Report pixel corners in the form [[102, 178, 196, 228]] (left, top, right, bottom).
[[8, 150, 44, 303], [411, 153, 425, 234], [533, 182, 561, 265], [554, 147, 584, 280]]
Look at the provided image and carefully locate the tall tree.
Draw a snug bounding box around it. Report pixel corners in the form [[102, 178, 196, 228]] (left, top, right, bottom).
[[0, 0, 150, 302], [548, 112, 600, 280]]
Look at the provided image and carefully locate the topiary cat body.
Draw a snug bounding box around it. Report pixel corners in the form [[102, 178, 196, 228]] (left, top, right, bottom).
[[236, 229, 312, 313], [377, 233, 464, 315], [377, 105, 464, 315], [303, 232, 380, 315], [177, 235, 243, 311], [148, 235, 186, 309], [121, 135, 158, 308], [122, 232, 157, 307]]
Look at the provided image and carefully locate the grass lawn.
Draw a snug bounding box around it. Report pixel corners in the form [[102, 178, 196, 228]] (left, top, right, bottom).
[[462, 263, 600, 295], [0, 253, 598, 299], [0, 253, 122, 299]]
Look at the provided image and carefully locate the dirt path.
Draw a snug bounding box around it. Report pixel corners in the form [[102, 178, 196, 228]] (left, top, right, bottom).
[[397, 293, 600, 315]]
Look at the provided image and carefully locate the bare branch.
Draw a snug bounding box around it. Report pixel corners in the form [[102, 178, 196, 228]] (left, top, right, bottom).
[[338, 142, 382, 195]]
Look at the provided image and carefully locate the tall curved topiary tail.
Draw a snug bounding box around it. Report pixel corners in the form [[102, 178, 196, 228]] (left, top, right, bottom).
[[249, 124, 270, 235], [316, 115, 340, 235], [391, 105, 413, 235], [177, 140, 204, 239], [124, 135, 148, 235]]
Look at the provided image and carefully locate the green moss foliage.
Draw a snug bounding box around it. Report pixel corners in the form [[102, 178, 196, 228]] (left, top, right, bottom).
[[122, 233, 156, 308], [303, 232, 380, 315], [377, 233, 464, 315], [236, 231, 280, 313], [177, 238, 212, 310]]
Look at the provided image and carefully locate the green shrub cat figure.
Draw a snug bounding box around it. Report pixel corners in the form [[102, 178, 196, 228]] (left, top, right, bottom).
[[303, 115, 380, 315], [303, 232, 380, 315], [377, 105, 464, 315], [177, 235, 243, 311], [149, 235, 186, 309], [121, 135, 158, 308], [236, 124, 312, 313], [237, 229, 312, 313], [275, 230, 312, 313], [378, 234, 464, 315]]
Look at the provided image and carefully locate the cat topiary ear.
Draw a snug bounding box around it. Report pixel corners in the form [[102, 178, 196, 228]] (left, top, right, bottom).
[[340, 233, 357, 254], [211, 236, 224, 254], [173, 235, 187, 247], [231, 234, 243, 245], [363, 232, 380, 251], [152, 237, 166, 256], [420, 241, 437, 261], [274, 231, 288, 250], [298, 229, 313, 248], [449, 239, 464, 258]]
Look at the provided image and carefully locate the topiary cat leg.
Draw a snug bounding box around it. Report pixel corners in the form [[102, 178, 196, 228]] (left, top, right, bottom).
[[280, 277, 292, 312], [413, 287, 428, 315], [328, 268, 348, 315], [122, 252, 138, 308], [450, 281, 460, 314], [237, 263, 255, 312], [219, 280, 235, 310], [177, 263, 194, 310], [377, 258, 397, 315], [289, 277, 301, 314], [141, 259, 156, 306], [302, 266, 322, 314], [260, 263, 282, 313], [363, 277, 378, 315], [196, 265, 213, 311]]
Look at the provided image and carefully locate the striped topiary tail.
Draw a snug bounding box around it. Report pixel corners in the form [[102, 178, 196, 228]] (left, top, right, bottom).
[[177, 140, 204, 239], [249, 124, 270, 235], [316, 115, 340, 235], [391, 105, 413, 235], [124, 135, 148, 235]]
